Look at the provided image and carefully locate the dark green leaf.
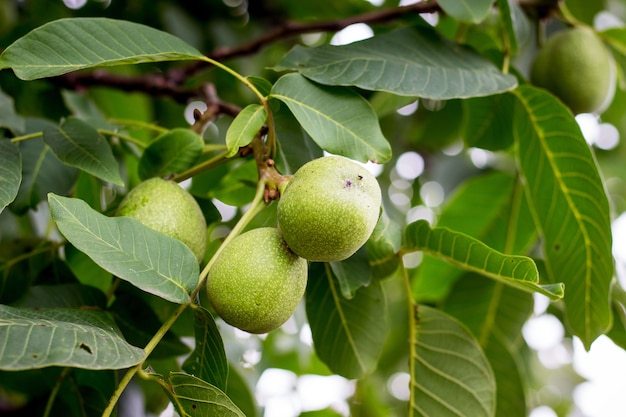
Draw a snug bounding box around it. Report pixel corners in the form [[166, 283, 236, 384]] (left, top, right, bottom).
[[438, 0, 492, 23], [43, 117, 123, 186], [165, 372, 246, 417], [110, 293, 190, 359], [225, 104, 266, 157], [138, 128, 203, 180], [306, 263, 387, 379], [270, 73, 391, 163], [13, 132, 78, 214], [0, 140, 21, 213], [0, 238, 55, 304], [405, 220, 563, 300], [273, 27, 517, 99], [182, 307, 228, 391], [209, 160, 258, 206], [48, 194, 198, 304], [226, 365, 257, 417], [0, 17, 205, 80], [411, 306, 496, 417], [0, 304, 145, 370], [0, 89, 25, 134], [513, 85, 613, 348], [463, 93, 515, 150], [366, 213, 401, 279], [272, 99, 324, 175], [329, 245, 372, 299], [11, 283, 107, 309]]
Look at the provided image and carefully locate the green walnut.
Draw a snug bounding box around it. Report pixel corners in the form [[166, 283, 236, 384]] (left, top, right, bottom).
[[116, 177, 207, 263], [530, 26, 615, 114], [206, 227, 308, 334], [277, 156, 382, 262]]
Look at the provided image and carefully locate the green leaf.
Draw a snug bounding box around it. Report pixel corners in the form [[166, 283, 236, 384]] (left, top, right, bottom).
[[0, 304, 145, 370], [273, 27, 517, 100], [165, 372, 246, 417], [329, 246, 372, 299], [270, 73, 391, 163], [462, 93, 515, 150], [443, 276, 533, 417], [411, 306, 496, 417], [48, 194, 198, 304], [182, 307, 228, 392], [438, 0, 492, 23], [43, 117, 123, 186], [138, 128, 203, 180], [13, 131, 78, 215], [413, 172, 538, 302], [110, 293, 190, 359], [12, 283, 107, 309], [366, 213, 402, 279], [208, 159, 258, 206], [272, 99, 324, 175], [305, 263, 387, 379], [601, 27, 626, 56], [0, 89, 25, 134], [405, 220, 563, 300], [513, 85, 613, 348], [0, 140, 21, 213], [226, 365, 257, 417], [225, 104, 266, 158], [0, 17, 205, 80]]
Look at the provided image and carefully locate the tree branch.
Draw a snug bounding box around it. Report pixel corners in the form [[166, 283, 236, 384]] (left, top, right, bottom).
[[54, 2, 441, 107]]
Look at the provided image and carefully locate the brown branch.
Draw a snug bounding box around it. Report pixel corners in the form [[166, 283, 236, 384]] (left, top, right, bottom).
[[211, 2, 442, 60]]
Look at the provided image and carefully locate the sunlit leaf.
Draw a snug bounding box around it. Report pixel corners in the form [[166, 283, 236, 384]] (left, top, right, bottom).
[[0, 140, 21, 213], [413, 172, 537, 302], [438, 0, 492, 23], [225, 104, 266, 158], [165, 372, 245, 417], [513, 85, 613, 348], [273, 27, 517, 100], [182, 306, 228, 391], [48, 194, 198, 304], [411, 305, 496, 417], [43, 117, 123, 186], [306, 263, 387, 379], [0, 17, 205, 80], [405, 220, 563, 300], [0, 304, 145, 370], [138, 128, 203, 180], [270, 73, 391, 163]]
